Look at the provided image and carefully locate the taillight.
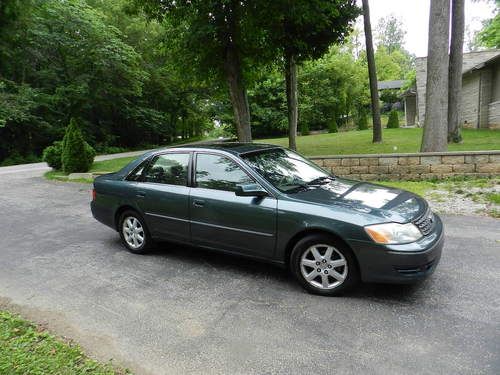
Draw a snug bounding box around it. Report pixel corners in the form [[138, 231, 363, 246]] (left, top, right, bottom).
[[92, 189, 96, 201]]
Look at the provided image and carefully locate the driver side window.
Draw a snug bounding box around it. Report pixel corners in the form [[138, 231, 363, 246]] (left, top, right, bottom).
[[195, 153, 253, 192]]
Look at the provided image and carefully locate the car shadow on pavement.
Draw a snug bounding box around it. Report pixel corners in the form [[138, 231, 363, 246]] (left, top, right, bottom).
[[110, 238, 432, 301]]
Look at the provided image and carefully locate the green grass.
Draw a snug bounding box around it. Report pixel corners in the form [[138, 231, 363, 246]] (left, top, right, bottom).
[[258, 128, 500, 156], [0, 310, 127, 374], [376, 177, 499, 197], [90, 157, 137, 173], [486, 192, 500, 204], [44, 156, 137, 183]]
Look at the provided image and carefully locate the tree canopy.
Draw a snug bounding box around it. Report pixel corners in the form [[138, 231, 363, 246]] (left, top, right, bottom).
[[0, 0, 417, 165]]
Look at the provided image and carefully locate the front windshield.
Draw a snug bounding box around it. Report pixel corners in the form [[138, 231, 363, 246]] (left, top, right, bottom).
[[242, 148, 331, 192]]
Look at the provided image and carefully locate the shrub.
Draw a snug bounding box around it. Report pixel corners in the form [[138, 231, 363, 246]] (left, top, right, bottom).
[[387, 110, 400, 129], [300, 122, 310, 136], [357, 110, 368, 130], [84, 142, 96, 167], [61, 118, 95, 173], [328, 117, 338, 133], [42, 141, 63, 170]]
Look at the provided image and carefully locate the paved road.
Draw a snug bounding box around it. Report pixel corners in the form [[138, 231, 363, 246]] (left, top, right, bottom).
[[0, 168, 499, 375]]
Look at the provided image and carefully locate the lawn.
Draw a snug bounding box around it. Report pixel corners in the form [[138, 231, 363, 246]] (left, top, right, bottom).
[[0, 310, 127, 374], [90, 157, 137, 173], [258, 128, 500, 156]]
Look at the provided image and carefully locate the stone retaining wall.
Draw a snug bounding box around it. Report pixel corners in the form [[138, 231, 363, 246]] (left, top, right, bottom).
[[311, 150, 500, 181]]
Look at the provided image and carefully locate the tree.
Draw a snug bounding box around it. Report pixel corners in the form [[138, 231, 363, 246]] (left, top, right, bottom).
[[421, 0, 450, 152], [299, 47, 367, 133], [61, 119, 95, 173], [134, 0, 263, 142], [0, 0, 216, 164], [361, 0, 382, 143], [475, 9, 500, 49], [386, 110, 399, 128], [250, 0, 358, 149], [375, 15, 407, 53], [448, 0, 465, 143]]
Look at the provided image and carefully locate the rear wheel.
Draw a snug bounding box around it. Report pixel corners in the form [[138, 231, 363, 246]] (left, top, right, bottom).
[[118, 210, 153, 254], [290, 234, 359, 296]]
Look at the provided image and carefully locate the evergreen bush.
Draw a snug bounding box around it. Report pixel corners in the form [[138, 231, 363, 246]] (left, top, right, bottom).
[[328, 117, 338, 133], [42, 141, 63, 170], [300, 122, 310, 136], [357, 110, 368, 130], [386, 110, 400, 129], [61, 118, 95, 173]]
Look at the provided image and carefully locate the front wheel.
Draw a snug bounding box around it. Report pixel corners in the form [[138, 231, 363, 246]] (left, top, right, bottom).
[[290, 234, 359, 296], [119, 210, 153, 254]]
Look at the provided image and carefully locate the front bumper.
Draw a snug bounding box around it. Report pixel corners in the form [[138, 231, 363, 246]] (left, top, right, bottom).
[[349, 215, 444, 283]]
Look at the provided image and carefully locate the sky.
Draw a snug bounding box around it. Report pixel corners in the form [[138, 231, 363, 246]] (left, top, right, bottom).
[[359, 0, 497, 57]]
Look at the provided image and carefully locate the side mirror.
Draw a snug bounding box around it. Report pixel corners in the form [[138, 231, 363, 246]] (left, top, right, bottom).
[[235, 183, 269, 197]]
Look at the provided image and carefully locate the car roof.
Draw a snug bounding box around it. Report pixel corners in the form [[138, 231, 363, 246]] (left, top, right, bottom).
[[160, 142, 283, 156]]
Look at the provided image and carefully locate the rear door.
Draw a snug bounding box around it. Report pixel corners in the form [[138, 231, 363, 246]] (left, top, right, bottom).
[[134, 152, 191, 242], [189, 152, 277, 258]]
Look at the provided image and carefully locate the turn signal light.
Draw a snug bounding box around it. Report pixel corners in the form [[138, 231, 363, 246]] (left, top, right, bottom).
[[365, 227, 390, 244], [92, 189, 96, 201]]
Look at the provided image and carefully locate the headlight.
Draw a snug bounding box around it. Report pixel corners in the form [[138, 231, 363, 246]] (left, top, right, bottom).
[[365, 222, 422, 244]]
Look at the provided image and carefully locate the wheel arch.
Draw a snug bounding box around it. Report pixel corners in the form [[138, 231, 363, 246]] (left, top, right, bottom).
[[283, 228, 360, 273], [114, 205, 140, 231]]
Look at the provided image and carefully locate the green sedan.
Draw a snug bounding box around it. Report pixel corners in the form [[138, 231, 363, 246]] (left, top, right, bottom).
[[91, 143, 443, 296]]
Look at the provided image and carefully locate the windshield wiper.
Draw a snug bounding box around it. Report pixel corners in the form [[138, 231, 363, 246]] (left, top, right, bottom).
[[282, 182, 310, 193], [307, 176, 335, 185]]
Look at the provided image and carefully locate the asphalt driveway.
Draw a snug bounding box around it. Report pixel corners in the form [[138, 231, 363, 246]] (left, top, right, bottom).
[[0, 166, 499, 375]]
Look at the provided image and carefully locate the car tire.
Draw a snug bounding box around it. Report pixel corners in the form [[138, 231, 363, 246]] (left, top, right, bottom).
[[118, 210, 154, 254], [290, 234, 359, 296]]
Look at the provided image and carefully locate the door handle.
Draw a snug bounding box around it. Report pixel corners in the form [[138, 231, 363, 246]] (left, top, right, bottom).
[[136, 191, 146, 198], [193, 199, 205, 207]]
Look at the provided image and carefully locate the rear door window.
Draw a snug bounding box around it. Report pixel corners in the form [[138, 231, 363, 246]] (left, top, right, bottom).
[[142, 153, 190, 186]]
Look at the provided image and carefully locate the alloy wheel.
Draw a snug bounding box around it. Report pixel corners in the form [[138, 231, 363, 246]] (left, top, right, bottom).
[[122, 216, 145, 250], [300, 244, 348, 290]]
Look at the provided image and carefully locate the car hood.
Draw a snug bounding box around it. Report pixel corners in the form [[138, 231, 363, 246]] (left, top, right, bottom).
[[289, 178, 426, 223]]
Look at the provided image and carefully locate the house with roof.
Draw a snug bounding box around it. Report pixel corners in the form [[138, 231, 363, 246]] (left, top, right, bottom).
[[411, 49, 500, 129]]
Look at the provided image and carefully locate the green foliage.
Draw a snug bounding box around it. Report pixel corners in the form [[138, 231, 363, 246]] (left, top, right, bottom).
[[61, 119, 95, 173], [42, 141, 63, 170], [257, 0, 360, 63], [476, 12, 500, 49], [379, 89, 400, 105], [299, 46, 368, 131], [372, 46, 414, 81], [401, 69, 416, 91], [0, 0, 214, 165], [386, 110, 400, 129], [328, 117, 338, 133], [0, 310, 120, 374], [357, 110, 368, 130], [300, 122, 310, 136], [248, 70, 288, 138]]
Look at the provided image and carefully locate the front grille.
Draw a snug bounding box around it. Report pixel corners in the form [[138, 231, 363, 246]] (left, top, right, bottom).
[[413, 208, 435, 236]]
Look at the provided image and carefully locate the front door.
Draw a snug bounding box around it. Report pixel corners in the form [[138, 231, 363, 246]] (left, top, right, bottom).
[[190, 152, 277, 258], [135, 152, 191, 242]]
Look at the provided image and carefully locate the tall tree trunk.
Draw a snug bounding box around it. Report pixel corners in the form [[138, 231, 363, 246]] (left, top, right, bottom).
[[285, 51, 298, 150], [223, 45, 252, 143], [448, 0, 464, 143], [421, 0, 450, 152], [362, 0, 382, 143]]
